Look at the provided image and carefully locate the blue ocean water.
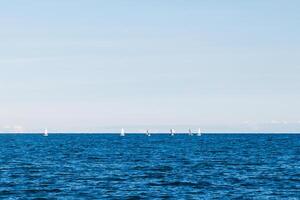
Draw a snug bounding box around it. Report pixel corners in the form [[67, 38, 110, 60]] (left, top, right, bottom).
[[0, 134, 299, 199]]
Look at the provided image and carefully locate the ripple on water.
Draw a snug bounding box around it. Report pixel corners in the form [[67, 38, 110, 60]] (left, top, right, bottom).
[[0, 134, 299, 199]]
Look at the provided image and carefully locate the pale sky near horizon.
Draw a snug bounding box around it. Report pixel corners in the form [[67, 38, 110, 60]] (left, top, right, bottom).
[[0, 0, 300, 133]]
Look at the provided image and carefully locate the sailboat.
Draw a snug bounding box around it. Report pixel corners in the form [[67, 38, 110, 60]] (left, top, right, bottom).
[[146, 129, 151, 136], [197, 128, 202, 136], [170, 128, 175, 136], [120, 128, 125, 136], [43, 128, 48, 137], [188, 128, 193, 136]]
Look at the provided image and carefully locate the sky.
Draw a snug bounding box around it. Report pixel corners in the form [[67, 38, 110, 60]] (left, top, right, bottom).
[[0, 0, 300, 133]]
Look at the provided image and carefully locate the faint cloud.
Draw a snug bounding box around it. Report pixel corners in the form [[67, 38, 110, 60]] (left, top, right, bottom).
[[0, 57, 60, 64], [270, 120, 290, 125], [270, 120, 280, 124], [13, 125, 24, 133], [1, 125, 24, 133]]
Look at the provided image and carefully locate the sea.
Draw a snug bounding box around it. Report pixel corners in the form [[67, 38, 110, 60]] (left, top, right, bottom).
[[0, 134, 299, 199]]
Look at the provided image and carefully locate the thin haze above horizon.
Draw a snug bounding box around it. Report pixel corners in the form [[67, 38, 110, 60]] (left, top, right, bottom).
[[1, 0, 300, 133]]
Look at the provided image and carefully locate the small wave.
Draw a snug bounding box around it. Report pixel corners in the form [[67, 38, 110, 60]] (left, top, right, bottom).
[[150, 165, 173, 172], [148, 181, 211, 188]]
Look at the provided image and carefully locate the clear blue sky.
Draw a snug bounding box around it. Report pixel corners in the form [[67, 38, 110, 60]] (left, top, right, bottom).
[[1, 0, 299, 133]]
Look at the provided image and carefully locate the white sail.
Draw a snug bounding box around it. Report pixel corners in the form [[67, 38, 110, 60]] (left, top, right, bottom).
[[188, 128, 193, 136], [120, 128, 125, 136], [170, 129, 175, 136], [43, 128, 48, 137], [197, 128, 201, 136]]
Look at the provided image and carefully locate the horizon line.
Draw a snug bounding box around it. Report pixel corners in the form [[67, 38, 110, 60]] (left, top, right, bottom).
[[0, 132, 300, 134]]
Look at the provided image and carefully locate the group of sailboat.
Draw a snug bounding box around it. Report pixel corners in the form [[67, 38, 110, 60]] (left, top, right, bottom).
[[119, 128, 202, 136], [170, 128, 201, 136], [41, 128, 201, 137]]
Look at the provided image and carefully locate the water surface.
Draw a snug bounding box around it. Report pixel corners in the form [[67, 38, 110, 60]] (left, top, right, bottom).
[[0, 134, 299, 199]]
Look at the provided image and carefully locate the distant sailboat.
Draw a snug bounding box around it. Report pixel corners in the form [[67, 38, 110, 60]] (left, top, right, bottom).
[[188, 128, 193, 136], [146, 129, 151, 136], [197, 128, 202, 136], [170, 129, 175, 136], [120, 128, 125, 136], [43, 128, 48, 137]]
